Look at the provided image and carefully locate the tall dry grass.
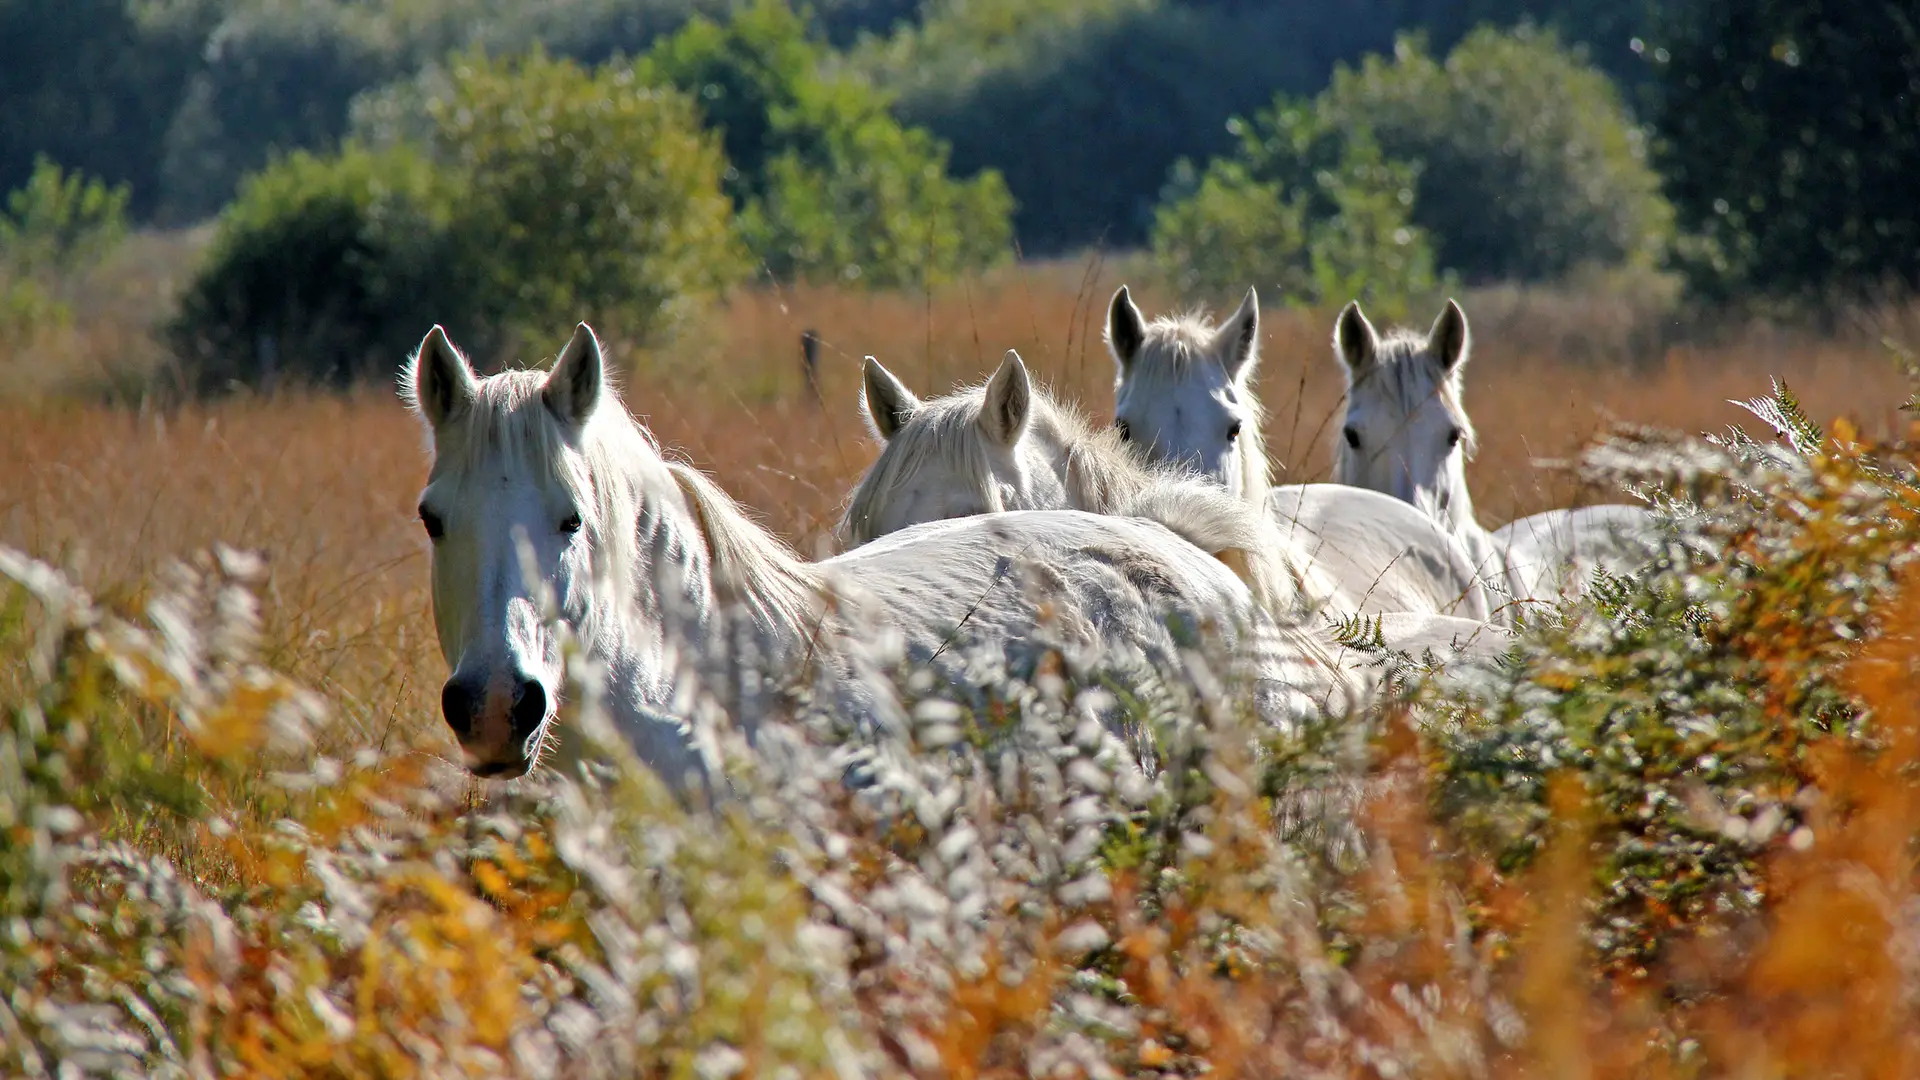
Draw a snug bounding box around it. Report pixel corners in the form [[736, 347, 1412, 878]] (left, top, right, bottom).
[[0, 249, 1910, 749]]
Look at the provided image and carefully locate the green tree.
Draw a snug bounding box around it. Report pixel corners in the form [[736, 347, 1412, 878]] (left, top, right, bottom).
[[1652, 1, 1920, 302], [871, 0, 1400, 254], [0, 0, 212, 218], [0, 156, 130, 278], [0, 156, 131, 343], [156, 3, 403, 223], [1318, 27, 1673, 282], [166, 143, 459, 390], [741, 107, 1014, 287], [1377, 0, 1673, 88], [427, 49, 744, 343], [171, 49, 743, 390], [1151, 104, 1437, 313], [643, 0, 1012, 285]]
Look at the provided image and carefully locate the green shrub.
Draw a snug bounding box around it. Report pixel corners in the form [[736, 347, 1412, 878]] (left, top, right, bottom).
[[152, 0, 740, 223], [173, 50, 742, 390], [0, 156, 132, 344], [1435, 390, 1920, 971], [166, 143, 459, 390], [1318, 27, 1673, 282], [0, 155, 131, 277], [1151, 105, 1438, 314], [426, 48, 744, 343], [644, 0, 1011, 286]]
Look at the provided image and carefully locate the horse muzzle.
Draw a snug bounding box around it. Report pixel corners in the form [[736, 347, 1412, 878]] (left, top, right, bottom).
[[441, 672, 550, 779]]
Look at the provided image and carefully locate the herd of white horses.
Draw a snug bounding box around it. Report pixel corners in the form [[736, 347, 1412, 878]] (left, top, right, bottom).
[[405, 286, 1655, 790]]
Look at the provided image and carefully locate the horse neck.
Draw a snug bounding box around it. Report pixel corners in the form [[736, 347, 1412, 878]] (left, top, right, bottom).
[[1041, 405, 1142, 514], [1438, 454, 1486, 539], [1234, 403, 1272, 507], [660, 460, 825, 653]]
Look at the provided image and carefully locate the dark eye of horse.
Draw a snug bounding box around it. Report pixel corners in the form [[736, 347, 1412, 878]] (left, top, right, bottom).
[[1342, 426, 1361, 449], [560, 511, 584, 535], [418, 504, 444, 541], [1227, 420, 1243, 442], [1446, 427, 1463, 449], [1116, 420, 1132, 442]]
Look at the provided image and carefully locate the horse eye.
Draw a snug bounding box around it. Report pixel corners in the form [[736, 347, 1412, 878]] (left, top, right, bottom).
[[1227, 420, 1243, 442], [560, 511, 584, 535], [1342, 426, 1361, 449], [1446, 427, 1463, 449], [1116, 420, 1132, 442], [418, 504, 444, 541]]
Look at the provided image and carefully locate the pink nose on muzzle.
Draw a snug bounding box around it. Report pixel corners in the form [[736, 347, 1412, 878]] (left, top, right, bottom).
[[440, 674, 548, 778]]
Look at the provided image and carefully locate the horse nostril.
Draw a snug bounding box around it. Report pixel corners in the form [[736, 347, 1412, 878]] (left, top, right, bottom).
[[441, 680, 474, 739], [509, 678, 548, 742]]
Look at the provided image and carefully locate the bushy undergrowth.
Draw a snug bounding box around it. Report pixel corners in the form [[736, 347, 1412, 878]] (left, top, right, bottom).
[[6, 388, 1920, 1076], [1153, 26, 1671, 305]]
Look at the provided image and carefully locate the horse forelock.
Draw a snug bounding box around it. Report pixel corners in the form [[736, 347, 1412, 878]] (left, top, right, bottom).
[[839, 382, 1008, 544], [1347, 328, 1477, 454], [1117, 310, 1271, 499], [433, 370, 666, 540]]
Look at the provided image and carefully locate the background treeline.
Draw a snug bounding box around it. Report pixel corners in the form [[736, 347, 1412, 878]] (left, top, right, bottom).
[[1, 0, 1666, 236], [3, 0, 1917, 391]]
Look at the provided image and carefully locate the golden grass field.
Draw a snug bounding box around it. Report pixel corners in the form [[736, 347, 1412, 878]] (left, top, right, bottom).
[[0, 241, 1912, 753]]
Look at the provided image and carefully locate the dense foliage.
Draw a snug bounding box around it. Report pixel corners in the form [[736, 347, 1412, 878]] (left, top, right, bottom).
[[0, 158, 131, 345], [425, 49, 744, 344], [6, 389, 1920, 1074], [645, 0, 1012, 286], [1437, 391, 1919, 968], [1652, 0, 1920, 303], [1151, 110, 1438, 314], [2, 1, 1679, 237], [1151, 27, 1670, 300], [171, 53, 740, 388], [872, 0, 1394, 254], [151, 0, 744, 221], [165, 145, 462, 390], [1316, 27, 1674, 282], [0, 0, 212, 219], [7, 0, 1918, 307]]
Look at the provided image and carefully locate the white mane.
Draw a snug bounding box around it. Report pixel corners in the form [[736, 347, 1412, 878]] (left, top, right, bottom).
[[841, 354, 1311, 619], [1107, 287, 1271, 502], [1331, 300, 1482, 538]]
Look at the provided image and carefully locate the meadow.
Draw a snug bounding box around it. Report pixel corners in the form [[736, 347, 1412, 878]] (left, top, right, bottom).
[[5, 236, 1920, 1076]]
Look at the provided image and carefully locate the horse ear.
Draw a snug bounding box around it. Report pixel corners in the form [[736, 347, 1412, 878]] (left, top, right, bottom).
[[406, 324, 478, 430], [861, 356, 921, 442], [1335, 301, 1379, 374], [1212, 286, 1260, 382], [544, 322, 605, 428], [1428, 299, 1471, 374], [980, 349, 1032, 448], [1106, 285, 1147, 370]]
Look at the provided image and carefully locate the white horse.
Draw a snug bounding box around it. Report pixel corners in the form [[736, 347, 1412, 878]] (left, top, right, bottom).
[[1105, 285, 1495, 622], [845, 350, 1505, 664], [1331, 299, 1656, 619], [1107, 284, 1270, 502], [846, 348, 1308, 618], [405, 322, 1362, 787]]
